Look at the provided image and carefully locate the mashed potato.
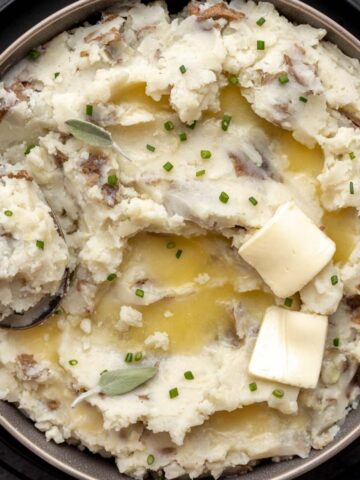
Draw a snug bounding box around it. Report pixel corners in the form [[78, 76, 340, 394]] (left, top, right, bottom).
[[0, 1, 360, 479]]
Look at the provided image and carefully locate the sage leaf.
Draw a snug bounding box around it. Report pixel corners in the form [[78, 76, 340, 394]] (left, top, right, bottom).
[[99, 367, 157, 396], [65, 119, 113, 147], [71, 366, 157, 408]]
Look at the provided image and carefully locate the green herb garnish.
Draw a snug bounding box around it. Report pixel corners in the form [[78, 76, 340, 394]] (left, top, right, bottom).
[[69, 359, 78, 366], [349, 152, 356, 160], [85, 104, 93, 116], [179, 132, 187, 142], [4, 210, 13, 217], [333, 337, 340, 347], [135, 288, 145, 298], [107, 273, 117, 282], [164, 121, 174, 131], [221, 114, 232, 131], [147, 454, 155, 466], [200, 150, 212, 159], [350, 181, 355, 195], [196, 169, 206, 177], [163, 162, 174, 172], [256, 17, 266, 26], [299, 96, 308, 103], [65, 119, 113, 147], [228, 75, 239, 85], [184, 371, 194, 380], [166, 241, 176, 249], [107, 175, 118, 186], [284, 297, 293, 308], [28, 49, 41, 60], [272, 389, 284, 398], [24, 144, 36, 155], [134, 352, 143, 362], [36, 240, 44, 250], [248, 196, 258, 206], [249, 382, 257, 392], [331, 275, 338, 286], [278, 74, 289, 85], [219, 191, 229, 204], [179, 65, 186, 74], [125, 353, 133, 363], [257, 40, 265, 50], [169, 387, 179, 399], [71, 367, 157, 408], [186, 121, 197, 130], [146, 144, 156, 152]]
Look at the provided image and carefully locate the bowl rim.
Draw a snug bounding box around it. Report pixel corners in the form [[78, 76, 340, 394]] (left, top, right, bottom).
[[0, 1, 360, 480]]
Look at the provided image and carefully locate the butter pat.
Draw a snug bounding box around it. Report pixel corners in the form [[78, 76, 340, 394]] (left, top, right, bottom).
[[249, 306, 328, 389], [238, 202, 335, 297]]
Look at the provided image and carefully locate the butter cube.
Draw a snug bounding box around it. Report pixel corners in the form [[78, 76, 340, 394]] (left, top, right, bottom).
[[239, 202, 335, 298], [249, 306, 328, 389]]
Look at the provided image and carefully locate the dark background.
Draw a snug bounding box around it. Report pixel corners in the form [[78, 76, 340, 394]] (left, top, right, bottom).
[[0, 0, 360, 479]]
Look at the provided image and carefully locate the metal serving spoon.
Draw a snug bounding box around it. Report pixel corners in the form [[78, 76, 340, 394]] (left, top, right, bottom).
[[0, 120, 131, 330], [0, 181, 70, 330]]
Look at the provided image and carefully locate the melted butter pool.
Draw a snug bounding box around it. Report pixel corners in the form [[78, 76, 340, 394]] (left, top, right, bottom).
[[92, 233, 274, 354]]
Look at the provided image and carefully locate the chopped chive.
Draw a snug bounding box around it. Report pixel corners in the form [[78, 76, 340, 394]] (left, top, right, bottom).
[[166, 241, 176, 249], [248, 196, 258, 206], [107, 174, 118, 186], [219, 191, 229, 204], [163, 162, 173, 172], [200, 150, 212, 159], [135, 288, 144, 298], [331, 275, 338, 286], [272, 389, 284, 398], [176, 249, 183, 259], [179, 65, 186, 74], [249, 382, 257, 392], [186, 121, 197, 130], [284, 297, 293, 308], [36, 240, 44, 250], [4, 210, 13, 217], [196, 169, 206, 177], [164, 121, 174, 131], [349, 152, 356, 160], [28, 49, 41, 60], [54, 72, 60, 79], [184, 371, 194, 380], [69, 359, 78, 366], [256, 17, 266, 26], [125, 352, 133, 363], [299, 96, 308, 103], [278, 74, 289, 85], [100, 369, 108, 375], [107, 273, 117, 282], [350, 181, 355, 195], [179, 132, 187, 142], [228, 75, 239, 85], [134, 352, 143, 362], [169, 387, 179, 399], [146, 144, 156, 152], [24, 144, 36, 155], [85, 104, 93, 116], [147, 454, 155, 466], [333, 337, 340, 347], [257, 40, 265, 50], [221, 114, 232, 131]]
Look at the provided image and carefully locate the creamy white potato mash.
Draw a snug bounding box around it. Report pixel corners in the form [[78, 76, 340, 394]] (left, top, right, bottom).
[[1, 1, 360, 478]]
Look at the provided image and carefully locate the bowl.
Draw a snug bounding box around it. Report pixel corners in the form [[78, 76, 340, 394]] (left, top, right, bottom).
[[0, 1, 359, 479]]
